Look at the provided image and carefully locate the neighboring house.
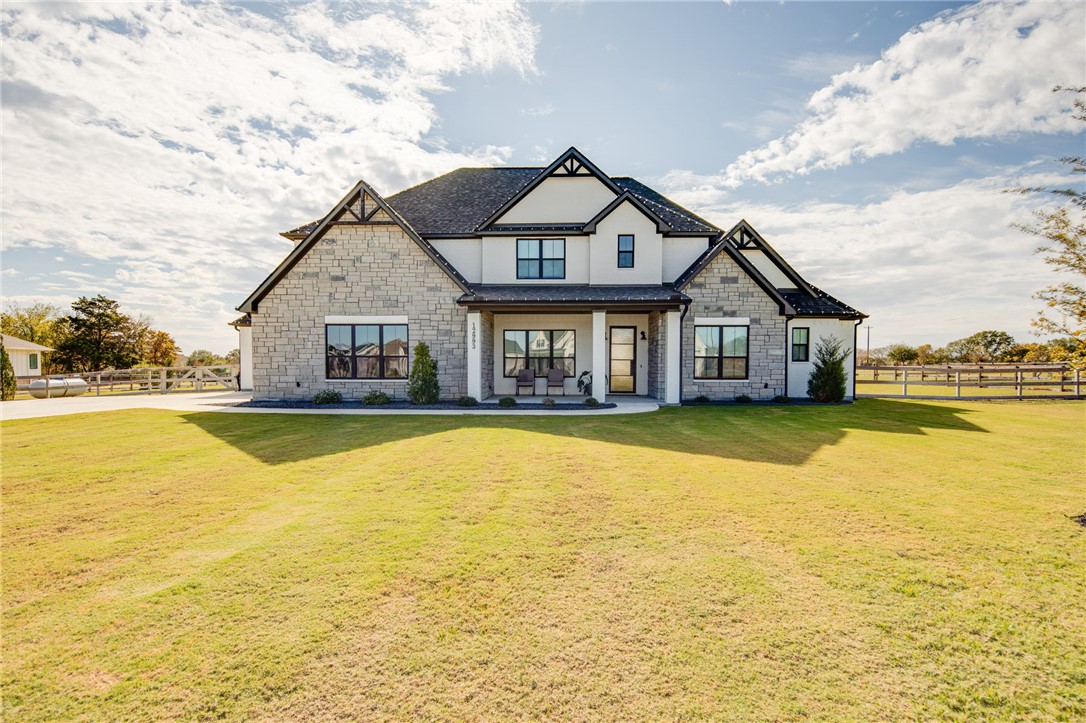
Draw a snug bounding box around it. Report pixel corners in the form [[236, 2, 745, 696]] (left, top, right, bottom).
[[2, 334, 52, 378], [237, 147, 864, 403]]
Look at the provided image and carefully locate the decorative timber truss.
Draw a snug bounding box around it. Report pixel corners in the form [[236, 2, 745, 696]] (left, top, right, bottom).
[[720, 219, 816, 296], [477, 146, 624, 230]]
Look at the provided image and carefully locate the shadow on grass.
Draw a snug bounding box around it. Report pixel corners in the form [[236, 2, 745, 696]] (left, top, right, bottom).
[[181, 399, 988, 467]]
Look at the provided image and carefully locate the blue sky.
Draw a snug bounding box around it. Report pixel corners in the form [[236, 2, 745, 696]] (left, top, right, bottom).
[[2, 0, 1083, 354]]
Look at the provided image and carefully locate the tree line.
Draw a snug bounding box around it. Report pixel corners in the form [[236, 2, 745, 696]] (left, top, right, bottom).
[[861, 330, 1080, 367], [1, 295, 236, 374]]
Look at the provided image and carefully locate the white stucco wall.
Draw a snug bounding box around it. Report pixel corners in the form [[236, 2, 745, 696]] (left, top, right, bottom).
[[9, 349, 39, 377], [496, 176, 617, 224], [491, 313, 594, 396], [489, 312, 653, 397], [430, 238, 482, 282], [588, 201, 663, 285], [741, 249, 795, 288], [480, 236, 590, 284], [786, 318, 858, 399], [663, 237, 710, 282]]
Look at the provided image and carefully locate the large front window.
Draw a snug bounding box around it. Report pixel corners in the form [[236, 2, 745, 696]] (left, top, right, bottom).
[[504, 329, 576, 377], [517, 238, 565, 279], [694, 325, 748, 379], [326, 324, 409, 379]]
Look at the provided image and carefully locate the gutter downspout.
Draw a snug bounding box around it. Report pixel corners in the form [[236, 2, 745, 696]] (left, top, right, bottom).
[[679, 301, 690, 404], [784, 315, 795, 399], [853, 319, 864, 401]]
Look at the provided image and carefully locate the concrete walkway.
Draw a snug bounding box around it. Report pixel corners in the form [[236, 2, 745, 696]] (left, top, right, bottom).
[[1, 391, 659, 421]]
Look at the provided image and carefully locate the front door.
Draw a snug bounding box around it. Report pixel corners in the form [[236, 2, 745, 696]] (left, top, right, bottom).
[[609, 326, 636, 393]]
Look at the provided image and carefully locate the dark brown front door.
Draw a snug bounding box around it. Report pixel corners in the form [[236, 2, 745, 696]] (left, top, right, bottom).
[[609, 326, 636, 393]]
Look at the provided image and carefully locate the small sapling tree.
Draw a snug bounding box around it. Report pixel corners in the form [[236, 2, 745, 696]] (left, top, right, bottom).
[[807, 335, 849, 403], [407, 341, 439, 404], [1, 341, 15, 401]]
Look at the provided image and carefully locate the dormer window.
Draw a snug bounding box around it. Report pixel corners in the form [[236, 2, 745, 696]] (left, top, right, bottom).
[[617, 234, 634, 268], [517, 238, 565, 279]]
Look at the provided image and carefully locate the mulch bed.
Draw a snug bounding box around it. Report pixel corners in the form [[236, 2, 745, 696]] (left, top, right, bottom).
[[228, 400, 618, 411]]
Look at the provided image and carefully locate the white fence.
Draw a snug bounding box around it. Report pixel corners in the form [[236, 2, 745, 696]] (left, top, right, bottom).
[[857, 364, 1082, 399], [17, 366, 239, 395]]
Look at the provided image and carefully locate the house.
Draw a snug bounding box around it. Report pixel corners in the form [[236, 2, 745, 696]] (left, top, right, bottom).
[[2, 333, 51, 378], [237, 147, 864, 403]]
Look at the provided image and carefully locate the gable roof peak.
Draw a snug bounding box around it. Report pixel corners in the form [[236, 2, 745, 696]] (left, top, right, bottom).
[[476, 145, 622, 230], [240, 177, 470, 313]]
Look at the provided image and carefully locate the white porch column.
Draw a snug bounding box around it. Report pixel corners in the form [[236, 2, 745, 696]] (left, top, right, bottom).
[[467, 311, 482, 400], [592, 309, 607, 403], [665, 310, 681, 404], [238, 325, 253, 391]]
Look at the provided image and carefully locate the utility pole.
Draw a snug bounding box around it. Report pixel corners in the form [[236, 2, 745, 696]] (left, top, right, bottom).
[[866, 326, 873, 363]]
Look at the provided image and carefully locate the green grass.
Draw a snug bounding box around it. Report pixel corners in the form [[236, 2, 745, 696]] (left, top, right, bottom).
[[3, 400, 1084, 720]]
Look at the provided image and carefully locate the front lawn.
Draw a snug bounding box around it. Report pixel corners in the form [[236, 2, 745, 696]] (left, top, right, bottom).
[[3, 400, 1083, 720]]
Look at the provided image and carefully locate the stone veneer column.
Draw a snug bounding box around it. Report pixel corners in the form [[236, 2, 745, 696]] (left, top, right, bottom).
[[467, 311, 481, 400], [592, 310, 607, 403], [665, 310, 681, 404]]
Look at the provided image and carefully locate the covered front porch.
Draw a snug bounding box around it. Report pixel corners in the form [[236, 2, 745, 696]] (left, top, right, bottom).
[[459, 285, 687, 404]]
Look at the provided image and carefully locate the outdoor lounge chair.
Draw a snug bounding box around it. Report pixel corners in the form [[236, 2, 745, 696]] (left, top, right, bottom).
[[516, 368, 536, 396], [546, 368, 565, 396]]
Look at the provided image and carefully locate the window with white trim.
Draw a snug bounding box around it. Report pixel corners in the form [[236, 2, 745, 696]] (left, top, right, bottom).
[[326, 324, 409, 379], [694, 325, 749, 379]]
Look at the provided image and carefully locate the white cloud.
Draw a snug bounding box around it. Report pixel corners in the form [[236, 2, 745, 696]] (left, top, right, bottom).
[[0, 1, 538, 352], [723, 0, 1085, 186], [520, 103, 556, 118], [662, 167, 1074, 347]]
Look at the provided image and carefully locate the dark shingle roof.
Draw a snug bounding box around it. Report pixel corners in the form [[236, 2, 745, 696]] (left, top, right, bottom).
[[386, 168, 541, 236], [379, 167, 719, 237], [612, 178, 719, 234], [781, 287, 865, 318], [459, 285, 690, 306]]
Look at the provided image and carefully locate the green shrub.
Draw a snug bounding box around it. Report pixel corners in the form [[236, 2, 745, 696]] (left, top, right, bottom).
[[542, 397, 556, 407], [407, 341, 439, 404], [313, 389, 343, 405], [0, 341, 15, 402], [498, 396, 517, 408], [362, 390, 391, 405], [694, 395, 711, 404], [457, 395, 478, 407], [808, 335, 849, 403], [734, 394, 753, 404], [583, 397, 599, 407], [772, 394, 789, 403]]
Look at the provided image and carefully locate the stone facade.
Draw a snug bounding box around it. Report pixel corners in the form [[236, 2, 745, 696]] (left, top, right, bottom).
[[646, 311, 664, 400], [479, 310, 495, 399], [681, 251, 786, 401], [251, 220, 468, 401]]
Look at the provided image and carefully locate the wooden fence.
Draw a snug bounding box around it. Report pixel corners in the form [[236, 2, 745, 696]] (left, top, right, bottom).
[[17, 366, 239, 396], [856, 363, 1081, 399]]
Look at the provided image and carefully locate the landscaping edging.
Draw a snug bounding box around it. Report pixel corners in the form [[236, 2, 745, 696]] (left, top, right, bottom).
[[232, 400, 619, 411]]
